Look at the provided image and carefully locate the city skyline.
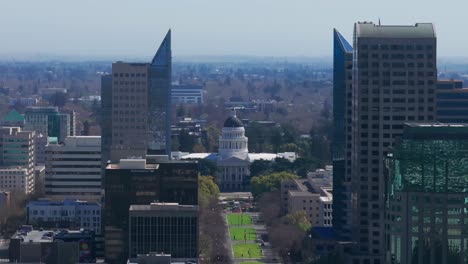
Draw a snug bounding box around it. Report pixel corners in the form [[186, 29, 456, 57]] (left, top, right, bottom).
[[1, 0, 468, 59]]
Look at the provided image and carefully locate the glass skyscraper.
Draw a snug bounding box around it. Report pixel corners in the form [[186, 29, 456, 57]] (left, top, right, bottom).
[[332, 28, 353, 240], [385, 123, 468, 264]]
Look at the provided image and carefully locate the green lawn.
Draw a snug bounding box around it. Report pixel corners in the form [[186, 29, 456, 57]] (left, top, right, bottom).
[[230, 227, 256, 241], [233, 243, 262, 258], [227, 213, 252, 225]]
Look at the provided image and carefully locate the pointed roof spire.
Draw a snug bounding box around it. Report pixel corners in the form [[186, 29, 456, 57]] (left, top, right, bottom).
[[333, 28, 353, 53], [151, 29, 171, 66]]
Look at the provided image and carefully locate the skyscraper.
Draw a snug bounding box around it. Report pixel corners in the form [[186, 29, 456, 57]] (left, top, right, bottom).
[[101, 30, 172, 164], [332, 28, 353, 240], [385, 123, 468, 264], [347, 22, 437, 263]]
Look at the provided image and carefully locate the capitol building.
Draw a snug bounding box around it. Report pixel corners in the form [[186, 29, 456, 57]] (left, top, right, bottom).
[[174, 109, 296, 191]]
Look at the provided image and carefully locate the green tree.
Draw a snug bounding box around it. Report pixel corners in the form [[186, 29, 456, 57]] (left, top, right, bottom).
[[198, 159, 219, 176], [249, 160, 273, 177], [284, 211, 311, 232], [178, 129, 196, 152], [251, 172, 299, 198], [199, 176, 220, 207], [82, 120, 90, 136]]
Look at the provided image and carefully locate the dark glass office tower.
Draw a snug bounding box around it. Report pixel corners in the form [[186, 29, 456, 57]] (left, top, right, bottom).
[[104, 159, 198, 264], [148, 30, 172, 155], [332, 28, 353, 241], [385, 123, 468, 264]]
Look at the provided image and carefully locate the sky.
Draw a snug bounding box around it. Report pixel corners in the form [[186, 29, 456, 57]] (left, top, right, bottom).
[[0, 0, 466, 60]]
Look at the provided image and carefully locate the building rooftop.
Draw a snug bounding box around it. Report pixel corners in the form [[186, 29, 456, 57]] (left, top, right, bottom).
[[2, 110, 25, 123], [403, 123, 468, 139], [130, 202, 197, 212], [356, 22, 435, 38]]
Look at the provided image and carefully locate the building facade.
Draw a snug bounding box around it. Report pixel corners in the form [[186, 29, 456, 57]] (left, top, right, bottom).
[[385, 123, 468, 264], [0, 127, 35, 194], [171, 84, 204, 104], [45, 136, 101, 201], [332, 28, 354, 240], [436, 79, 468, 123], [24, 106, 75, 143], [349, 22, 437, 263], [27, 198, 102, 235], [104, 158, 198, 264], [129, 203, 198, 260], [281, 168, 333, 227], [101, 30, 172, 165]]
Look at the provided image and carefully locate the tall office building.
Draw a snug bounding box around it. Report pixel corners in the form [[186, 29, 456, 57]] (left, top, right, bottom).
[[385, 123, 468, 264], [332, 28, 353, 240], [104, 158, 198, 264], [101, 30, 172, 164], [0, 127, 35, 194], [345, 22, 437, 263], [44, 136, 101, 201]]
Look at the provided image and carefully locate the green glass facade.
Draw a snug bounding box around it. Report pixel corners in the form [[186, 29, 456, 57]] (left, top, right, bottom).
[[386, 124, 468, 264]]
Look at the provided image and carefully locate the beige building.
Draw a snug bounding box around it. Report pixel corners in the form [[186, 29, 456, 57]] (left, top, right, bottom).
[[337, 22, 438, 263], [281, 168, 333, 227]]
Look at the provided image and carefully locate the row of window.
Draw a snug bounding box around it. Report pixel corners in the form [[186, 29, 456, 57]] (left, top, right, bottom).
[[360, 44, 433, 51], [113, 73, 146, 78]]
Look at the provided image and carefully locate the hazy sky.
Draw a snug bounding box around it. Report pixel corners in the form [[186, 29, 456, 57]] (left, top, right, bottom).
[[0, 0, 466, 59]]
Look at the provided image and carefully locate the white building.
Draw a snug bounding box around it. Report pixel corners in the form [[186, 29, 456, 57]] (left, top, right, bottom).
[[45, 136, 101, 201], [0, 167, 34, 195], [281, 167, 333, 227], [176, 109, 297, 191], [26, 198, 102, 234], [171, 84, 204, 104]]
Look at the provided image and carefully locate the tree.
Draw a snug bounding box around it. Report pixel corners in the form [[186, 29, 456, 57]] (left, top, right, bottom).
[[250, 172, 299, 198], [48, 92, 68, 107], [82, 120, 90, 135], [176, 104, 186, 117], [284, 211, 311, 232], [249, 160, 273, 177], [178, 129, 196, 152], [199, 176, 220, 207], [192, 144, 206, 153], [198, 159, 219, 176]]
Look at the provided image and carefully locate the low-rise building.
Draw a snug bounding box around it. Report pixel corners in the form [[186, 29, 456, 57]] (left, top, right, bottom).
[[129, 203, 198, 260], [171, 84, 204, 104], [26, 198, 102, 235], [281, 168, 333, 227], [9, 226, 96, 264]]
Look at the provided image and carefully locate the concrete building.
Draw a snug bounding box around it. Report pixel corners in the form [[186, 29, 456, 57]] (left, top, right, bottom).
[[24, 106, 75, 143], [39, 87, 67, 100], [335, 22, 438, 263], [129, 203, 198, 260], [436, 79, 468, 123], [27, 198, 102, 235], [9, 226, 96, 264], [0, 127, 35, 194], [171, 84, 204, 104], [385, 123, 468, 264], [8, 97, 38, 107], [104, 158, 198, 264], [281, 168, 333, 227], [101, 30, 172, 165], [45, 136, 101, 201]]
